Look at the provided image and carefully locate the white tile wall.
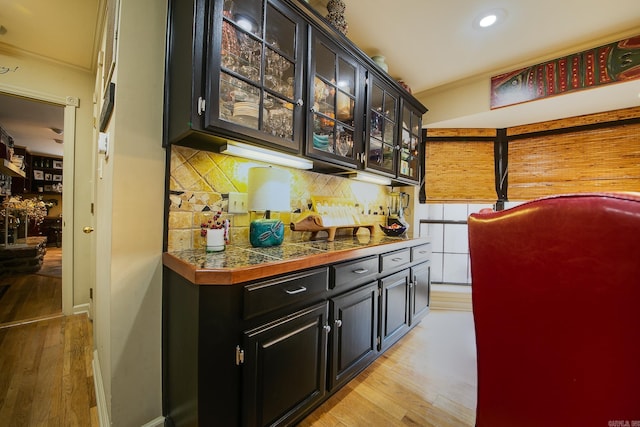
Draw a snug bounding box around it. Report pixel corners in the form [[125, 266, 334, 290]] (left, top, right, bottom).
[[504, 201, 525, 210], [431, 252, 444, 283], [422, 202, 493, 285], [427, 223, 444, 252], [443, 224, 468, 254], [427, 203, 444, 220], [443, 204, 468, 221], [443, 253, 469, 283]]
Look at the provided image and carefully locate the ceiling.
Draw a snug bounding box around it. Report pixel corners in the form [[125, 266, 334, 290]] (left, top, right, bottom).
[[0, 0, 639, 150], [0, 93, 64, 156]]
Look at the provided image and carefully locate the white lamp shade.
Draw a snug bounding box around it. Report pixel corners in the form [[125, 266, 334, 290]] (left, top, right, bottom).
[[248, 167, 291, 212]]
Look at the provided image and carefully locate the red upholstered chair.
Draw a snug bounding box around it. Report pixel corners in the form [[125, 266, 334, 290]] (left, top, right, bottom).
[[468, 193, 640, 427]]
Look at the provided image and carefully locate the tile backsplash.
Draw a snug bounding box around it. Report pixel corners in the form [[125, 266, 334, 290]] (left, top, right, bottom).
[[167, 145, 389, 251]]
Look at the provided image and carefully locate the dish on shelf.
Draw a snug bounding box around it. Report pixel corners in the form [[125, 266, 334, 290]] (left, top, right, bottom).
[[312, 133, 329, 149], [233, 101, 259, 118], [379, 224, 407, 236]]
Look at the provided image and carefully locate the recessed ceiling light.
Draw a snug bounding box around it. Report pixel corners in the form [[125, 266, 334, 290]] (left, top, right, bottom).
[[473, 9, 506, 29], [479, 14, 497, 27]]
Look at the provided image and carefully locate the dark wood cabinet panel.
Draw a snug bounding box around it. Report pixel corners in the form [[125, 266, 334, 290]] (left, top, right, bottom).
[[410, 261, 431, 326], [329, 281, 378, 390], [243, 267, 328, 320], [331, 255, 378, 291], [242, 302, 329, 427], [379, 270, 411, 351]]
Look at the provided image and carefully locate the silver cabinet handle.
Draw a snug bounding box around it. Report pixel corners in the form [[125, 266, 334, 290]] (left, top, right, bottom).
[[285, 286, 307, 295], [335, 319, 342, 328], [391, 257, 403, 262], [352, 268, 368, 274], [323, 324, 331, 333], [296, 98, 304, 106]]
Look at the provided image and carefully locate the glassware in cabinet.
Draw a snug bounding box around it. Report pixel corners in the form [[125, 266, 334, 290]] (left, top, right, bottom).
[[307, 30, 363, 167], [210, 0, 306, 151], [398, 103, 422, 183], [366, 76, 398, 176]]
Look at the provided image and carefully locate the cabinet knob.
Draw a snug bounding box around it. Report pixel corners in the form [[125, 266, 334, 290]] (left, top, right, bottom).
[[296, 98, 304, 107], [323, 324, 331, 333], [334, 319, 342, 328]]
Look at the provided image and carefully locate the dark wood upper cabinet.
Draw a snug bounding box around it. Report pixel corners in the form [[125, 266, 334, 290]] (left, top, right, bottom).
[[164, 0, 427, 184], [305, 28, 365, 168]]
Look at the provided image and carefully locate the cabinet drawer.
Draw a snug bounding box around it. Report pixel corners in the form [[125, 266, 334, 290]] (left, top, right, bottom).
[[380, 248, 411, 274], [411, 243, 432, 263], [244, 268, 328, 319], [331, 256, 379, 290]]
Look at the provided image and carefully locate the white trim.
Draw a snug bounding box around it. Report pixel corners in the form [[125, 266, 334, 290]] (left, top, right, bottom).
[[0, 83, 68, 105], [61, 103, 76, 315], [141, 416, 166, 427], [73, 303, 90, 315], [0, 83, 77, 317], [93, 350, 111, 427]]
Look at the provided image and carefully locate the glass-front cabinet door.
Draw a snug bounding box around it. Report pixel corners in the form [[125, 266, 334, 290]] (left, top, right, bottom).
[[398, 102, 422, 183], [365, 75, 399, 177], [306, 30, 364, 168], [209, 0, 306, 152]]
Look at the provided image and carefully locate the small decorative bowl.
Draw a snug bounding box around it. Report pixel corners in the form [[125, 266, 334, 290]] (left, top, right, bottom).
[[379, 224, 407, 236]]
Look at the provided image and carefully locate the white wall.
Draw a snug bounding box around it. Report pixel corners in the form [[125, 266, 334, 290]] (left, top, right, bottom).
[[93, 0, 167, 424]]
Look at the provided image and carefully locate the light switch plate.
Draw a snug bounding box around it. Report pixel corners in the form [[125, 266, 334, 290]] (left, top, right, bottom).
[[228, 192, 248, 213]]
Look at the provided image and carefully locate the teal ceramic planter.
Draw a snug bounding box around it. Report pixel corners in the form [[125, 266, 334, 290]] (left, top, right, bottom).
[[250, 219, 285, 247]]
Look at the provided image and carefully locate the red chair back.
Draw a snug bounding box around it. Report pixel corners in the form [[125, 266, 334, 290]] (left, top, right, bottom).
[[468, 193, 640, 427]]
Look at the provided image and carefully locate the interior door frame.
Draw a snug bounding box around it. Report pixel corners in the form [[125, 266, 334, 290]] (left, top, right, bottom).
[[0, 83, 77, 315]]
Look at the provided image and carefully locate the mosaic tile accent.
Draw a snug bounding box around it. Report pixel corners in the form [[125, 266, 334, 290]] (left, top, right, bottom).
[[168, 145, 390, 251]]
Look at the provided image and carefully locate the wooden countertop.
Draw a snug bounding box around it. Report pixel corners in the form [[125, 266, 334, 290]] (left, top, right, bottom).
[[163, 234, 429, 285]]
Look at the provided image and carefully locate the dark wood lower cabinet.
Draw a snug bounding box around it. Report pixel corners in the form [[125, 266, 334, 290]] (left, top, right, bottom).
[[411, 261, 431, 325], [329, 281, 379, 390], [163, 241, 431, 427], [242, 302, 329, 427], [379, 270, 411, 351]]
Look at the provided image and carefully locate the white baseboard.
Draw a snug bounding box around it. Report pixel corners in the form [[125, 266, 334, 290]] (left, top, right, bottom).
[[141, 416, 165, 427], [73, 303, 90, 315], [93, 350, 111, 427]]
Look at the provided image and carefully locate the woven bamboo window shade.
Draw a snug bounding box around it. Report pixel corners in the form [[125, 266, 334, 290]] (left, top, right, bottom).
[[509, 122, 640, 200], [425, 140, 495, 201]]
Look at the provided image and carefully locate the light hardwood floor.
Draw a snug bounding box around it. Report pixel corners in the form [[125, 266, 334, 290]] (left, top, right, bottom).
[[0, 313, 97, 427], [0, 247, 62, 326], [0, 247, 477, 427], [0, 248, 97, 427], [300, 310, 477, 426]]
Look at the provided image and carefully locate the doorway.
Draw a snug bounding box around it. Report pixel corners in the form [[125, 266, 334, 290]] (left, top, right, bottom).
[[0, 87, 78, 322]]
